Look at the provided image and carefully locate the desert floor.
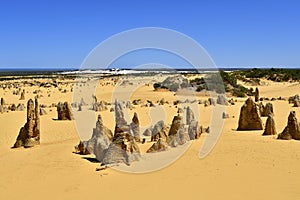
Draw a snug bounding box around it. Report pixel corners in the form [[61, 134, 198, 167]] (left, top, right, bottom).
[[1, 75, 300, 200]]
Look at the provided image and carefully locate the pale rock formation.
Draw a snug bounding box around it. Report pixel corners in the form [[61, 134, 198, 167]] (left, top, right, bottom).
[[146, 138, 168, 153], [19, 89, 25, 100], [151, 120, 168, 142], [262, 114, 277, 136], [237, 97, 263, 130], [130, 112, 140, 142], [167, 115, 189, 147], [57, 102, 73, 120], [278, 111, 300, 140], [217, 94, 228, 105], [13, 98, 40, 148]]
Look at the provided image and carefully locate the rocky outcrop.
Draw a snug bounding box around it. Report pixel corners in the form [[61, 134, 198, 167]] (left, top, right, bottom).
[[188, 120, 201, 140], [293, 99, 300, 107], [132, 99, 142, 105], [79, 98, 87, 106], [289, 95, 299, 104], [217, 95, 228, 105], [222, 112, 229, 119], [75, 115, 113, 160], [0, 105, 4, 113], [208, 98, 216, 106], [151, 120, 168, 142], [101, 133, 141, 166], [1, 97, 5, 106], [185, 106, 201, 140], [13, 98, 40, 148], [159, 75, 189, 92], [10, 104, 16, 111], [159, 98, 167, 105], [146, 138, 168, 153], [40, 108, 47, 115], [78, 105, 82, 111], [261, 103, 274, 117], [126, 101, 133, 109], [186, 106, 195, 125], [19, 89, 25, 100], [204, 100, 209, 107], [262, 114, 277, 135], [74, 141, 90, 155], [16, 103, 25, 111], [255, 87, 259, 102], [237, 97, 263, 130], [101, 100, 141, 166], [167, 115, 189, 147], [91, 96, 106, 111], [114, 100, 127, 129], [93, 100, 108, 111], [278, 111, 300, 140], [130, 112, 140, 142], [143, 128, 152, 136], [258, 102, 265, 116], [57, 102, 73, 120]]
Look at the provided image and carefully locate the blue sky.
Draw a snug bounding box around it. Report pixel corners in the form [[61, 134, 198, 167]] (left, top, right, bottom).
[[0, 0, 299, 69]]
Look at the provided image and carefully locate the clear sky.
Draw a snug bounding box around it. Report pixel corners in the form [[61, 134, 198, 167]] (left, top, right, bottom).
[[0, 0, 299, 69]]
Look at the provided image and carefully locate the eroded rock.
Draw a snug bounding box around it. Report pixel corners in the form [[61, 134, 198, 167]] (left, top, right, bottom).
[[262, 114, 277, 136], [13, 98, 40, 148], [278, 111, 300, 140], [237, 97, 263, 130], [255, 87, 259, 102], [146, 138, 168, 153], [57, 102, 73, 120]]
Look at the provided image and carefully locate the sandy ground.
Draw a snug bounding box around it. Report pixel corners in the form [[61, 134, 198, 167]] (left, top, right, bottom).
[[1, 75, 300, 200]]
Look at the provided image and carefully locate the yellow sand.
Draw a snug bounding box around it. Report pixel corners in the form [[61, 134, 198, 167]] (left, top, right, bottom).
[[0, 75, 300, 200]]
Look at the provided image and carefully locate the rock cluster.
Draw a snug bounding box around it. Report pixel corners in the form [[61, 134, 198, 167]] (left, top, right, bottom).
[[75, 100, 204, 164], [13, 98, 40, 148], [101, 101, 141, 165], [166, 106, 201, 147], [237, 97, 263, 130], [76, 101, 141, 166], [288, 95, 299, 104], [93, 98, 108, 111]]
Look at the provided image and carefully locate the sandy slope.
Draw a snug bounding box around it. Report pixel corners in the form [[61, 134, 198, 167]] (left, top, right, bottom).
[[1, 75, 300, 200]]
